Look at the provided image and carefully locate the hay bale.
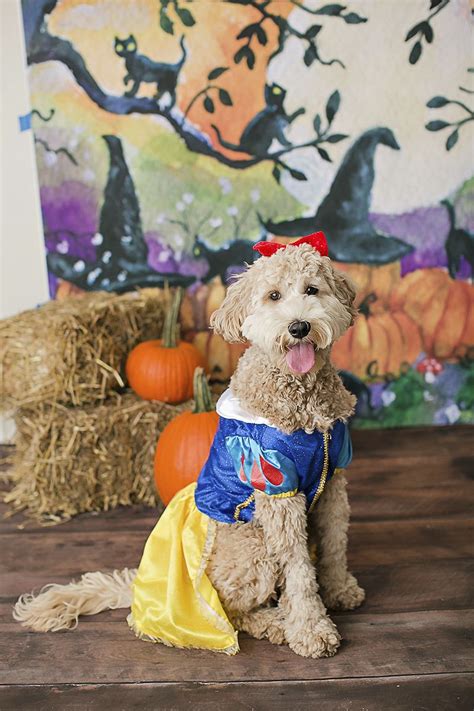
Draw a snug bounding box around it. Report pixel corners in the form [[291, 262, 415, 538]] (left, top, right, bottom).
[[4, 391, 188, 524], [0, 289, 168, 411]]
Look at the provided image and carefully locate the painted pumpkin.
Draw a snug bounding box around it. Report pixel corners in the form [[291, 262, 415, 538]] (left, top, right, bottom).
[[332, 293, 422, 379], [333, 261, 401, 310], [154, 367, 219, 505], [390, 268, 474, 359], [205, 276, 227, 324], [193, 330, 247, 382], [126, 288, 205, 403]]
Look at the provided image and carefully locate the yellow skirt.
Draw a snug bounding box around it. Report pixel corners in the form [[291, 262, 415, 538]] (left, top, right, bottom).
[[128, 483, 239, 654]]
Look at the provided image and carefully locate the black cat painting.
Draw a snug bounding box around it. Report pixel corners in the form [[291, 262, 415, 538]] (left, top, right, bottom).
[[212, 83, 305, 157], [193, 235, 258, 283], [114, 34, 186, 107]]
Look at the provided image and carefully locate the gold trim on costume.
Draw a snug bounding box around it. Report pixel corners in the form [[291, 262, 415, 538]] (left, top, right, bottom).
[[271, 488, 298, 499], [233, 492, 255, 521], [308, 432, 330, 512]]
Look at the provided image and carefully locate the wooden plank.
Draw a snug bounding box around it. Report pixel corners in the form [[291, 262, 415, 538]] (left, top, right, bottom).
[[2, 558, 472, 623], [0, 610, 472, 685], [2, 554, 472, 618], [1, 674, 472, 711]]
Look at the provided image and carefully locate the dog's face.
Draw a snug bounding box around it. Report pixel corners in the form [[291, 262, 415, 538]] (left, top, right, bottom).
[[211, 244, 357, 375]]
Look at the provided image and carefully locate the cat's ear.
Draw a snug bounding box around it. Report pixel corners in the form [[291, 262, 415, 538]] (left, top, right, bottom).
[[129, 34, 136, 43]]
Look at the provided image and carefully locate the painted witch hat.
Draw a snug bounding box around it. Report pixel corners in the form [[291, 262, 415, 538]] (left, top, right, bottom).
[[47, 135, 193, 293], [262, 128, 413, 265]]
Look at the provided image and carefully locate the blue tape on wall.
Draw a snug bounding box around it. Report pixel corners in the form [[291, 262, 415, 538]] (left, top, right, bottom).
[[18, 113, 32, 132]]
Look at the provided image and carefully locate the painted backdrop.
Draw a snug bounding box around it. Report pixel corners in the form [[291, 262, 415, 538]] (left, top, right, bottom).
[[21, 0, 474, 427]]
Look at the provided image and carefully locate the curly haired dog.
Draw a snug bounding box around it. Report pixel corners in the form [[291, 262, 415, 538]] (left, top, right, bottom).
[[14, 236, 364, 659]]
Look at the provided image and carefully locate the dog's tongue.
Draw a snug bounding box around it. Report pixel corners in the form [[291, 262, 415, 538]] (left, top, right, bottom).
[[286, 342, 315, 374]]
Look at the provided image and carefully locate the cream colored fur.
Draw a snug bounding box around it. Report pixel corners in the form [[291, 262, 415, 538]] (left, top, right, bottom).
[[14, 244, 364, 657]]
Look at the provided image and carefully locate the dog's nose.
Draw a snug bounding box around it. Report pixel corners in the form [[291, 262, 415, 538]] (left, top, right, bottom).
[[288, 320, 311, 339]]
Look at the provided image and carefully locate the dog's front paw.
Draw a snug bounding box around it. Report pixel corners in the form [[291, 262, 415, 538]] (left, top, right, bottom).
[[322, 573, 365, 611], [288, 616, 341, 658]]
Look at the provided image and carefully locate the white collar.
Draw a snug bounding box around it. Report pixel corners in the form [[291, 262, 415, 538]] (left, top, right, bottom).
[[216, 388, 272, 426]]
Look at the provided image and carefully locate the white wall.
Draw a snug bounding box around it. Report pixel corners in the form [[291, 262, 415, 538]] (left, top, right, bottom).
[[1, 0, 49, 440]]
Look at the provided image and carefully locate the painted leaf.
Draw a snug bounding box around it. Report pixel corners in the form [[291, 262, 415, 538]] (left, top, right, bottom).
[[326, 90, 340, 123], [326, 133, 348, 143], [176, 7, 195, 26], [203, 96, 215, 113], [446, 129, 459, 151], [317, 147, 332, 162], [426, 120, 450, 131], [219, 89, 233, 106], [304, 44, 317, 67], [409, 41, 422, 65], [272, 165, 281, 184], [207, 66, 228, 81], [314, 4, 345, 16], [288, 167, 307, 181], [159, 10, 174, 35], [306, 24, 322, 38], [344, 12, 367, 24], [426, 96, 449, 108]]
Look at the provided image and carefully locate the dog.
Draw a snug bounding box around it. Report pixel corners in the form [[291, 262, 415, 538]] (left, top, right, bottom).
[[14, 232, 364, 658]]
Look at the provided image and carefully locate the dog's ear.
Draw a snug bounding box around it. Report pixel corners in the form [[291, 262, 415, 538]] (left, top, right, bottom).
[[320, 259, 358, 324], [210, 273, 252, 343], [331, 268, 358, 324]]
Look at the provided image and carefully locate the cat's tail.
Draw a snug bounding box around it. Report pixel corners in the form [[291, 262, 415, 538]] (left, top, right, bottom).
[[211, 124, 242, 152], [178, 35, 187, 66], [13, 568, 136, 632]]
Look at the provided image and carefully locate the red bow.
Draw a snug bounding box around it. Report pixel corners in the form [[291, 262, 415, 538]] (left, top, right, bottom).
[[253, 232, 328, 258]]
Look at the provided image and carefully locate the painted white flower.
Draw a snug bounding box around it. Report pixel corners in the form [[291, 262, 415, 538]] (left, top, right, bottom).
[[250, 189, 260, 203], [219, 177, 232, 195], [155, 213, 166, 225], [101, 278, 110, 287], [101, 250, 112, 264], [444, 404, 460, 424], [176, 201, 185, 212], [381, 390, 396, 407], [209, 217, 223, 228], [423, 390, 434, 402], [117, 270, 127, 282], [424, 371, 436, 384], [158, 250, 171, 263], [73, 260, 85, 272], [91, 233, 103, 246], [121, 235, 132, 244], [44, 152, 57, 166], [87, 267, 102, 286], [182, 192, 194, 205], [57, 240, 69, 254], [227, 206, 239, 217]]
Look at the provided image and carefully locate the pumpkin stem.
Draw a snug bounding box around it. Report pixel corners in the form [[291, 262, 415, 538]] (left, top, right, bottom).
[[162, 288, 182, 348], [359, 292, 377, 318], [193, 367, 214, 414]]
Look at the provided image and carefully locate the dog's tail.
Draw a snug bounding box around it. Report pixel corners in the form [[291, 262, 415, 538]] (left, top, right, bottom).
[[13, 568, 136, 632]]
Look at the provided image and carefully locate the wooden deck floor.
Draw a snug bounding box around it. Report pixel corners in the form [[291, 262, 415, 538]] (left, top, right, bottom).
[[0, 426, 473, 710]]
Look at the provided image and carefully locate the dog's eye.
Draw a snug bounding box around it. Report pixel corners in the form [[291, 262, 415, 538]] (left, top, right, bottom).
[[305, 285, 319, 296], [269, 291, 281, 301]]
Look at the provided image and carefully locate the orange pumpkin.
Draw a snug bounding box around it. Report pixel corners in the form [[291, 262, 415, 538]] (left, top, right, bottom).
[[332, 294, 422, 379], [333, 261, 401, 311], [154, 367, 219, 505], [205, 276, 226, 323], [390, 268, 474, 359], [193, 330, 247, 382], [126, 288, 205, 403]]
